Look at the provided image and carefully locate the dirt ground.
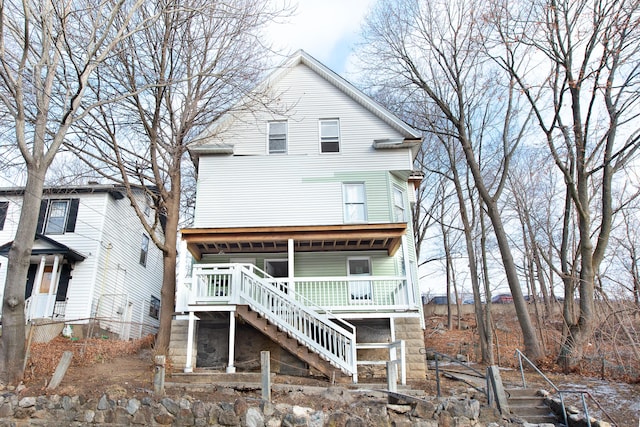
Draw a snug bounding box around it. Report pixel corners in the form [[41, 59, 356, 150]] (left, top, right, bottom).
[[17, 310, 640, 425]]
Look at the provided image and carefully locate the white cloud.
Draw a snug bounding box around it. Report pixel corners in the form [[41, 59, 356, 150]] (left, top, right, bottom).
[[267, 0, 376, 75]]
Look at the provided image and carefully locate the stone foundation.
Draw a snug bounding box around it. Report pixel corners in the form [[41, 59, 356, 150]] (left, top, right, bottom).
[[394, 316, 427, 381]]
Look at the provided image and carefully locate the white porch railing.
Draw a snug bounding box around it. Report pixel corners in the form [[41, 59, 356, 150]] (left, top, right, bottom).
[[183, 264, 358, 378], [178, 265, 413, 312]]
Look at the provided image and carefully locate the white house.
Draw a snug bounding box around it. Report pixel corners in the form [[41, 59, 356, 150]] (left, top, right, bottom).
[[172, 50, 426, 383], [0, 184, 164, 340]]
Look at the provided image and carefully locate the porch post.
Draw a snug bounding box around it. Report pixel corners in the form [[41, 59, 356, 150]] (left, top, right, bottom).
[[226, 311, 237, 373], [184, 311, 195, 373], [46, 255, 60, 318], [288, 238, 295, 294], [32, 256, 47, 297]]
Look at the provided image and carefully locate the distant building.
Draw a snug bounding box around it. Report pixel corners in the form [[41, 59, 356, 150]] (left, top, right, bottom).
[[0, 184, 164, 339]]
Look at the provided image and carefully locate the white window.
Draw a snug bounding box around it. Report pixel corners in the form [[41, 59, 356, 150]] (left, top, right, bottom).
[[348, 257, 372, 302], [320, 119, 340, 153], [140, 234, 149, 267], [45, 200, 69, 234], [393, 187, 406, 222], [268, 121, 287, 154], [343, 183, 367, 223]]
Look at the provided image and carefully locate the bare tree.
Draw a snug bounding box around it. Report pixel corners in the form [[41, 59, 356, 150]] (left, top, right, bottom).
[[0, 0, 149, 384], [66, 0, 289, 353], [489, 0, 640, 368], [358, 0, 543, 359]]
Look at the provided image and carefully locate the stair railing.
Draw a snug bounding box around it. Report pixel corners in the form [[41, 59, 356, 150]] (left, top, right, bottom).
[[236, 264, 358, 381], [515, 349, 618, 427]]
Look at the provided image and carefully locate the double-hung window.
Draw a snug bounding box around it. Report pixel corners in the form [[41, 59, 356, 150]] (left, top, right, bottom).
[[343, 183, 367, 223], [320, 119, 340, 153], [393, 187, 406, 222], [37, 198, 80, 235], [149, 295, 160, 319], [268, 121, 287, 154], [140, 234, 149, 267]]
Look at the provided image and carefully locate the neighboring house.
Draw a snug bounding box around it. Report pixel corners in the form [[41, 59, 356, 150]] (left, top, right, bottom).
[[172, 50, 426, 383], [0, 184, 164, 340]]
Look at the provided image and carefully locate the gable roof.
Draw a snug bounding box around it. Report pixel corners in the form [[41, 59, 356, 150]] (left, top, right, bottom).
[[192, 50, 422, 155], [0, 233, 86, 262]]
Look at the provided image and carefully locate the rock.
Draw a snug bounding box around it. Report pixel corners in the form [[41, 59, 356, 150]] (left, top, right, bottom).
[[18, 396, 36, 408], [84, 409, 95, 423], [445, 398, 480, 420], [282, 412, 308, 426], [322, 387, 354, 404], [387, 404, 411, 414], [160, 396, 180, 415], [245, 407, 265, 427], [261, 400, 276, 417], [97, 394, 111, 410], [127, 397, 140, 415], [192, 400, 206, 418], [412, 400, 436, 419], [325, 411, 350, 427], [234, 397, 249, 416]]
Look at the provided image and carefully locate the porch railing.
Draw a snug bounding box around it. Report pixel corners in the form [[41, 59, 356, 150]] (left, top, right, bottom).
[[186, 264, 358, 378], [181, 265, 412, 312]]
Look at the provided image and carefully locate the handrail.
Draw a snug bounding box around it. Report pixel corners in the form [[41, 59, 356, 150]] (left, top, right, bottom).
[[421, 348, 488, 400], [515, 349, 618, 427], [236, 265, 358, 380]]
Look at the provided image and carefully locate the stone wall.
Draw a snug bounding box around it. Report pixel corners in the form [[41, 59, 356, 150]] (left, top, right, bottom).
[[0, 388, 489, 427], [394, 316, 428, 381]]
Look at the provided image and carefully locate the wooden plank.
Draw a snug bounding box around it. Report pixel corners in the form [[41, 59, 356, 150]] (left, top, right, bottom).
[[47, 351, 73, 390]]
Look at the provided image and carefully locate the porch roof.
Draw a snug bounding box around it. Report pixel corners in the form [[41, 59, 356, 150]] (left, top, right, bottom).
[[181, 223, 407, 260]]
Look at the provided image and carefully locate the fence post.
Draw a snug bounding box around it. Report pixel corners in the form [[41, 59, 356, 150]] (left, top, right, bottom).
[[154, 355, 166, 396], [387, 361, 397, 393], [261, 351, 271, 402]]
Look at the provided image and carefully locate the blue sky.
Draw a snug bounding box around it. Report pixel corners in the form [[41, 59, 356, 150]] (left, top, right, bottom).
[[267, 0, 377, 76]]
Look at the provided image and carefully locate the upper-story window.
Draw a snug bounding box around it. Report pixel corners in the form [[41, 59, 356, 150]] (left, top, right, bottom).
[[37, 198, 80, 235], [268, 121, 287, 154], [393, 187, 406, 222], [320, 119, 340, 153], [343, 183, 367, 223], [140, 234, 150, 267], [0, 201, 8, 230]]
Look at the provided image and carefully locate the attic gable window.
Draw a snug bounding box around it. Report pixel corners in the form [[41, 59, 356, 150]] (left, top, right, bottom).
[[37, 199, 80, 235], [268, 121, 287, 154], [320, 119, 340, 153]]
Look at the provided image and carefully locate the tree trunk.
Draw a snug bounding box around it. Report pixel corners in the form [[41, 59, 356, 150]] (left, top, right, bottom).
[[1, 169, 46, 383], [153, 184, 180, 354]]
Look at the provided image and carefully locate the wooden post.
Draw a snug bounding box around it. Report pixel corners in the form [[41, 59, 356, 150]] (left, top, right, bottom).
[[154, 355, 166, 396], [47, 351, 73, 390], [261, 351, 271, 402], [387, 361, 398, 393]]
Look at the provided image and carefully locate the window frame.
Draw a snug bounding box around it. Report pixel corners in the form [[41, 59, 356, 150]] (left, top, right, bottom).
[[149, 295, 160, 319], [268, 121, 287, 154], [343, 182, 367, 223], [393, 186, 406, 222], [0, 201, 8, 231], [139, 234, 150, 267], [44, 199, 70, 235], [347, 257, 372, 303], [319, 119, 340, 153]]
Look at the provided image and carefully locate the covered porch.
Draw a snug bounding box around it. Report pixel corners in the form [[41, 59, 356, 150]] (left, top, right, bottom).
[[179, 223, 420, 314]]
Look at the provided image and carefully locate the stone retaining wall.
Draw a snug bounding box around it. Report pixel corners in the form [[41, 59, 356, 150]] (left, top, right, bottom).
[[0, 388, 492, 427]]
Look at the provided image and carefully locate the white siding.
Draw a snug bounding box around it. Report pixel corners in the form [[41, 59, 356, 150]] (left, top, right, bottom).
[[0, 190, 163, 338], [194, 63, 415, 228]]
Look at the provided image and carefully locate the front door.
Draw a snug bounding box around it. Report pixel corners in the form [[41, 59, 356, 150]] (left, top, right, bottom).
[[30, 265, 57, 318]]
